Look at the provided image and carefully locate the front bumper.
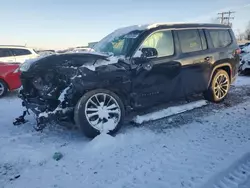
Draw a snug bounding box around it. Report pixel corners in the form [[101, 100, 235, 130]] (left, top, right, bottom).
[[19, 86, 75, 124]]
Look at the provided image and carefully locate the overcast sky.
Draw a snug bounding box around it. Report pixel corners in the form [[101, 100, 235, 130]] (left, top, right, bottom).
[[0, 0, 250, 49]]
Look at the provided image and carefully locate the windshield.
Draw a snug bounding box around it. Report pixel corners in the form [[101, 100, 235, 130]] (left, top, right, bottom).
[[93, 29, 144, 56]]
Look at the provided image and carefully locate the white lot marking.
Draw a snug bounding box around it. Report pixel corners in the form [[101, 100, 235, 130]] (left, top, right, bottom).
[[133, 100, 208, 124]]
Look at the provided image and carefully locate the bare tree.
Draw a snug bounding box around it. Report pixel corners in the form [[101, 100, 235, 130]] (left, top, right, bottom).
[[245, 21, 250, 40]]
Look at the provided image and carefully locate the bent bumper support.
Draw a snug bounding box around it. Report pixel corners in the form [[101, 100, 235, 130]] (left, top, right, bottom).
[[13, 110, 30, 126]]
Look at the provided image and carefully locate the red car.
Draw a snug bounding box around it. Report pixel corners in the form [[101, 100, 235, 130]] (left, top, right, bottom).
[[0, 62, 21, 97]]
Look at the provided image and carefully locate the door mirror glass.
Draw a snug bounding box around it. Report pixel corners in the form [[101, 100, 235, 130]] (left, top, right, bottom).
[[133, 47, 158, 65], [141, 47, 158, 58]]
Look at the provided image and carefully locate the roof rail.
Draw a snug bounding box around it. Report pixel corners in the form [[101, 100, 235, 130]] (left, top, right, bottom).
[[0, 45, 26, 47]]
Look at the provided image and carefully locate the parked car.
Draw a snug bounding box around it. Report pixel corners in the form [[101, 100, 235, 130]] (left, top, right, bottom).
[[0, 62, 21, 97], [239, 53, 250, 74], [239, 49, 248, 61], [0, 45, 39, 63], [18, 23, 240, 137]]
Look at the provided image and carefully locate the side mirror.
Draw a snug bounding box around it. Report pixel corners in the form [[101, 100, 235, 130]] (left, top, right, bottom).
[[132, 47, 158, 65], [141, 47, 158, 58]]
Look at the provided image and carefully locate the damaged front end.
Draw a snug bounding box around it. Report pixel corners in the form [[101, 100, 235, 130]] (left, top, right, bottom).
[[17, 83, 75, 130], [16, 71, 76, 130], [14, 53, 130, 131]]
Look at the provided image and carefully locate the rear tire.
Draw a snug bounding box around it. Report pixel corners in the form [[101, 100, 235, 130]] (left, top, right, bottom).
[[74, 89, 125, 138], [204, 69, 230, 103], [0, 79, 8, 98]]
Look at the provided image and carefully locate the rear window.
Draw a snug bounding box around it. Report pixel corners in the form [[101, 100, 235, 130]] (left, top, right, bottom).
[[208, 29, 232, 48], [0, 49, 12, 57], [177, 29, 202, 53], [11, 48, 32, 56]]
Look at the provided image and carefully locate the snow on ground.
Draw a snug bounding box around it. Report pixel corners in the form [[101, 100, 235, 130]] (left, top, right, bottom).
[[232, 75, 250, 86], [0, 76, 250, 188]]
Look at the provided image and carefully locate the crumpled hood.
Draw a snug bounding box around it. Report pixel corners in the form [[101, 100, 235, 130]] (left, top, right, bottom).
[[19, 52, 115, 73]]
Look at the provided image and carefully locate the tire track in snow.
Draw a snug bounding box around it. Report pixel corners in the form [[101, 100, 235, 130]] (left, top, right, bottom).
[[202, 153, 250, 188]]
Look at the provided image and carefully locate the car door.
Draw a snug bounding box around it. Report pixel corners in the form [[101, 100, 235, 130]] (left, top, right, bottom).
[[131, 30, 183, 107], [175, 29, 211, 95], [0, 48, 16, 63]]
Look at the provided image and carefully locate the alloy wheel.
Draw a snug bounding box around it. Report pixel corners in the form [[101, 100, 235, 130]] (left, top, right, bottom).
[[213, 73, 229, 100], [0, 82, 5, 96], [84, 93, 121, 132]]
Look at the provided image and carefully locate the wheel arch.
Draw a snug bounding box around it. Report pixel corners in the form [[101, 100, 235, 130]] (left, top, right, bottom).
[[0, 77, 9, 90], [100, 87, 130, 111], [207, 63, 232, 88], [74, 87, 130, 111]]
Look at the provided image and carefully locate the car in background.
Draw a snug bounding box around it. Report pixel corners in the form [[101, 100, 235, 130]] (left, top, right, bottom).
[[239, 43, 250, 73], [239, 44, 246, 50], [239, 53, 250, 74], [0, 62, 21, 97], [0, 45, 39, 63], [240, 49, 248, 60]]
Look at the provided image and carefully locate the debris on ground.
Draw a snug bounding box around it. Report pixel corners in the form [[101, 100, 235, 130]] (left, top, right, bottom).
[[53, 152, 63, 161]]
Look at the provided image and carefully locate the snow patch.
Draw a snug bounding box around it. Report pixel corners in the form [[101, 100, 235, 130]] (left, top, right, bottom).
[[100, 118, 117, 133], [38, 107, 72, 118], [88, 133, 116, 150], [81, 55, 123, 71], [133, 50, 142, 57], [242, 44, 250, 53], [81, 64, 96, 71], [58, 86, 70, 102], [241, 53, 250, 62], [66, 51, 108, 57], [133, 100, 208, 124]]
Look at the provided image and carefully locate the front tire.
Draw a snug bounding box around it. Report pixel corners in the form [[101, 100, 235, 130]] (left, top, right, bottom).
[[74, 89, 125, 138], [0, 79, 8, 98], [204, 69, 230, 102]]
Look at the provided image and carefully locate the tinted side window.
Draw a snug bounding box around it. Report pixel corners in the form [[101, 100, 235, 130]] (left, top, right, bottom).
[[12, 49, 32, 56], [208, 29, 232, 48], [199, 30, 207, 50], [0, 49, 12, 57], [141, 30, 174, 57], [177, 29, 202, 53]]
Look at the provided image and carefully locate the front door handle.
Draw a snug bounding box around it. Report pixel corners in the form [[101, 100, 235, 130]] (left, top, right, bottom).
[[204, 56, 212, 62]]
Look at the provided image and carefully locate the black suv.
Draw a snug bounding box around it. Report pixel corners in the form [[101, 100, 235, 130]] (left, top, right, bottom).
[[18, 23, 240, 138]]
